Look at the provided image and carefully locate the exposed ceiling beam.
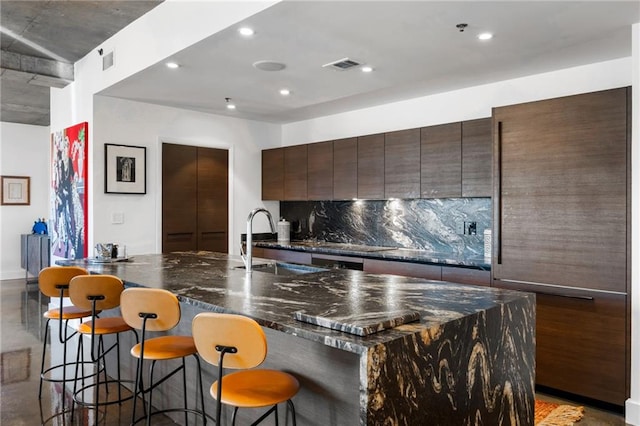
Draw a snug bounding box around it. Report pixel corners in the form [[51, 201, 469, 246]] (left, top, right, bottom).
[[0, 50, 73, 88]]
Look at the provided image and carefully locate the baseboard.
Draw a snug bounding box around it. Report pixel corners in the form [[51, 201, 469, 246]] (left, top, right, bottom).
[[1, 269, 25, 281], [627, 398, 640, 425]]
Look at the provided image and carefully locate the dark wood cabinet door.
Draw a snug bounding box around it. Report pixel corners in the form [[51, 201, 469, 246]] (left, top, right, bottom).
[[441, 266, 490, 286], [385, 128, 420, 198], [262, 148, 284, 200], [462, 118, 492, 197], [363, 259, 441, 280], [495, 280, 627, 406], [357, 134, 385, 199], [493, 88, 628, 292], [284, 145, 308, 200], [307, 141, 333, 200], [333, 137, 357, 200], [162, 143, 197, 252], [420, 123, 461, 198], [197, 147, 228, 253]]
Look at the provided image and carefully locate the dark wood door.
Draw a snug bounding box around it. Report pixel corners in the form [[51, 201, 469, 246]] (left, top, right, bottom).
[[307, 141, 333, 200], [262, 148, 284, 200], [163, 143, 197, 252], [357, 134, 385, 199], [385, 128, 420, 198], [162, 143, 228, 253], [493, 87, 628, 292], [197, 147, 228, 253], [462, 118, 492, 197], [420, 122, 461, 198], [284, 145, 307, 200], [333, 137, 357, 200]]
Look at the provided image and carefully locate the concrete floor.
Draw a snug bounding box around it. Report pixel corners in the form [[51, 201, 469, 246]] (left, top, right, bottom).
[[0, 278, 628, 425]]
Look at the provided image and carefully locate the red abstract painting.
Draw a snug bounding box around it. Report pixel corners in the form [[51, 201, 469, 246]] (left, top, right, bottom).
[[50, 122, 88, 259]]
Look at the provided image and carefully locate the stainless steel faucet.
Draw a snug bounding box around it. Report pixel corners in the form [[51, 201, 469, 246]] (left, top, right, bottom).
[[242, 207, 276, 273]]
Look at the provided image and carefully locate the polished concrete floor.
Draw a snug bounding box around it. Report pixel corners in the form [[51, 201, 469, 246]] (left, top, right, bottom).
[[0, 278, 628, 425]]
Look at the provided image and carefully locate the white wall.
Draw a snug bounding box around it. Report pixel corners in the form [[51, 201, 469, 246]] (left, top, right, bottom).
[[0, 122, 51, 279], [627, 22, 640, 426], [93, 96, 280, 256]]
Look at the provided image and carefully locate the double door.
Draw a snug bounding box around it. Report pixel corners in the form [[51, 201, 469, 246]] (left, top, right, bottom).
[[162, 143, 228, 253]]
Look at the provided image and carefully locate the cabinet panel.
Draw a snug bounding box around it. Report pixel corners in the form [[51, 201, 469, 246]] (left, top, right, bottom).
[[333, 137, 358, 200], [163, 143, 198, 252], [441, 266, 490, 286], [493, 88, 628, 292], [357, 134, 385, 199], [197, 147, 228, 253], [494, 280, 627, 405], [284, 145, 308, 200], [363, 259, 441, 280], [307, 141, 333, 200], [262, 148, 284, 200], [420, 123, 461, 198], [385, 129, 420, 198], [462, 118, 492, 197], [253, 247, 312, 265]]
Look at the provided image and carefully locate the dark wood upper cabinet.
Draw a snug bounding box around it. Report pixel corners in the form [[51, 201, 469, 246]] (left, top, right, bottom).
[[284, 145, 308, 200], [333, 137, 358, 200], [385, 128, 420, 198], [307, 141, 334, 200], [493, 87, 628, 293], [357, 134, 385, 199], [420, 123, 461, 198], [462, 118, 492, 197], [262, 148, 284, 200]]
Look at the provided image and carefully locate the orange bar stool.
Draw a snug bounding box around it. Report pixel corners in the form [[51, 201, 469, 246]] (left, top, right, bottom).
[[120, 288, 207, 425], [192, 312, 300, 425], [68, 274, 138, 419], [38, 266, 95, 414]]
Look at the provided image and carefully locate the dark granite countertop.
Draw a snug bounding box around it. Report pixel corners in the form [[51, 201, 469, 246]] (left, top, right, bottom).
[[57, 251, 526, 355], [254, 240, 491, 270]]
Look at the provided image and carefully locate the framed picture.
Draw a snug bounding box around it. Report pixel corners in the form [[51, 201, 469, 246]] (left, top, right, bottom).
[[105, 144, 146, 194], [1, 176, 30, 205]]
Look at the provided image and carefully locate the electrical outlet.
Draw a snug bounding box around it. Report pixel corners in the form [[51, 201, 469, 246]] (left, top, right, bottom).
[[464, 221, 477, 235], [455, 221, 465, 235], [111, 212, 124, 224]]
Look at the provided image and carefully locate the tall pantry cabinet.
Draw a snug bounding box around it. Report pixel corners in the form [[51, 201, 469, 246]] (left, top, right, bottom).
[[492, 87, 630, 406]]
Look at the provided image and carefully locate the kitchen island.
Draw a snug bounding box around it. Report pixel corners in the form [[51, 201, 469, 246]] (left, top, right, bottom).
[[58, 251, 534, 425]]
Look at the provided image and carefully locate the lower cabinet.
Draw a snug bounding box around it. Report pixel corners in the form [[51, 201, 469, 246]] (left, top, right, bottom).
[[494, 280, 628, 406], [363, 258, 441, 280], [252, 247, 312, 265], [441, 266, 490, 286]]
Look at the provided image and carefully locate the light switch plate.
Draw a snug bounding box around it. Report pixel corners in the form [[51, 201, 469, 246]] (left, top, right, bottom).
[[111, 212, 124, 224]]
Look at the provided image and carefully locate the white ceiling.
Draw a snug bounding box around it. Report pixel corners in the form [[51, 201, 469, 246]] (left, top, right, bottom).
[[100, 1, 640, 124]]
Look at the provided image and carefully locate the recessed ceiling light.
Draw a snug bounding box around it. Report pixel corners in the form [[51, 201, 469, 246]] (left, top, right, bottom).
[[279, 88, 291, 96], [225, 97, 236, 110], [238, 27, 254, 36], [361, 66, 373, 73], [166, 62, 180, 69], [478, 32, 493, 41]]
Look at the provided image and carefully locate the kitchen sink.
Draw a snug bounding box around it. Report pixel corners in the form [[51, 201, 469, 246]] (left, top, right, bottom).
[[234, 262, 328, 276]]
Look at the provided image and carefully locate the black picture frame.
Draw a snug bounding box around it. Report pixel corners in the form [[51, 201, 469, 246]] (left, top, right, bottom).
[[104, 144, 146, 194]]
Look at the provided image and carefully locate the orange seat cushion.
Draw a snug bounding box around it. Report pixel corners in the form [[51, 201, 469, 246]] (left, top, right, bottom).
[[44, 305, 95, 320], [212, 369, 300, 408], [130, 335, 197, 360], [78, 317, 133, 335]]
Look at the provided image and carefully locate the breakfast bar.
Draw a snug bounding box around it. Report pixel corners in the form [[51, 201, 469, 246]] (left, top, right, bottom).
[[58, 251, 535, 425]]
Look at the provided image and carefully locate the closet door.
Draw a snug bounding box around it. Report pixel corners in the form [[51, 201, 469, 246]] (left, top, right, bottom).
[[163, 143, 197, 252], [197, 147, 228, 253]]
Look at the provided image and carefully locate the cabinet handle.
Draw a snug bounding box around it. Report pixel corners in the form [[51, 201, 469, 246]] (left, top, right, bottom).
[[535, 291, 594, 301], [495, 121, 503, 265]]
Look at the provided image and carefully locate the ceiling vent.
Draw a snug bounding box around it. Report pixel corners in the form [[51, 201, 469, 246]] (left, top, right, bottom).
[[322, 57, 360, 71]]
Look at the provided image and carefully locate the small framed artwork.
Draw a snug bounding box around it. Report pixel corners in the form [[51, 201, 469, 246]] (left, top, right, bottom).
[[105, 144, 146, 194], [1, 176, 30, 205]]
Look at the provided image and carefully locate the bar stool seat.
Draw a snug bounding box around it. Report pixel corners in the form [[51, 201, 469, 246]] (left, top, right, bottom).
[[78, 317, 132, 335], [193, 312, 300, 425], [130, 335, 197, 360], [44, 305, 95, 319]]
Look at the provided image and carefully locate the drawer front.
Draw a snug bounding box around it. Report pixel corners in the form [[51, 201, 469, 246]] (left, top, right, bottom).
[[363, 259, 441, 280], [441, 266, 490, 286], [494, 280, 628, 405], [254, 248, 312, 265]]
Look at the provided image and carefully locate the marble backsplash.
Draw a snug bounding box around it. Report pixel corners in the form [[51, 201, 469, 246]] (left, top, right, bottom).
[[280, 198, 491, 257]]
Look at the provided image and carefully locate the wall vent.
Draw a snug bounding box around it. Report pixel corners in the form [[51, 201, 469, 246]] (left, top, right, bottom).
[[102, 51, 114, 70], [322, 57, 360, 71]]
